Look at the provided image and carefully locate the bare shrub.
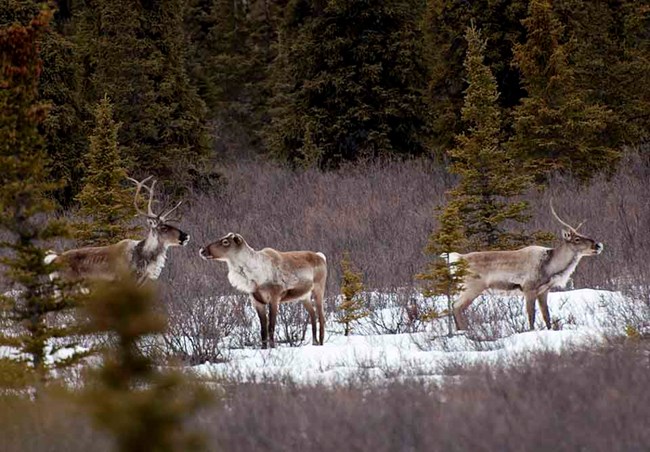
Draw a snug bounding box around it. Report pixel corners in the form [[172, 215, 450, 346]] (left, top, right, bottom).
[[603, 282, 650, 337], [464, 294, 530, 341], [195, 344, 650, 452], [361, 288, 428, 335], [162, 292, 235, 364], [174, 159, 448, 298], [1, 345, 648, 451], [0, 392, 110, 452], [275, 301, 309, 347], [17, 148, 648, 351]]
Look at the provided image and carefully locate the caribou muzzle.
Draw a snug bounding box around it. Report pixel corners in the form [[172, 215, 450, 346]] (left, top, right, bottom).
[[179, 231, 190, 246], [594, 242, 604, 254], [199, 247, 213, 260]]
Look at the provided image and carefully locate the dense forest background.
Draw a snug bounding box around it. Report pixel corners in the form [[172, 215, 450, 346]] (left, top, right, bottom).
[[1, 0, 648, 206], [1, 2, 649, 449]]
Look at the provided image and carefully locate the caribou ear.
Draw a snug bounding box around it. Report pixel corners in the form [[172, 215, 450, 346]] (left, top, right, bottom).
[[233, 234, 244, 246], [561, 229, 572, 241]]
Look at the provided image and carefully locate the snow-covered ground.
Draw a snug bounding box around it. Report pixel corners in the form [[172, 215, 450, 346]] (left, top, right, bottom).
[[2, 288, 647, 386], [191, 288, 647, 384]]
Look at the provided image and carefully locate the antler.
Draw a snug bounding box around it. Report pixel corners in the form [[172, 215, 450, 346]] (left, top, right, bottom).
[[159, 200, 183, 222], [127, 176, 157, 218], [549, 198, 585, 232]]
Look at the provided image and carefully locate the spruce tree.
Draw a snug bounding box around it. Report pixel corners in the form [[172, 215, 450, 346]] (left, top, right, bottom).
[[417, 204, 469, 337], [550, 0, 647, 147], [75, 95, 137, 247], [418, 24, 540, 335], [510, 0, 619, 181], [449, 24, 535, 251], [615, 0, 650, 144], [595, 0, 648, 145], [1, 1, 88, 207], [76, 0, 212, 194], [0, 8, 88, 385], [336, 252, 367, 337], [266, 0, 430, 168], [184, 0, 279, 156], [423, 0, 529, 155], [85, 278, 209, 452]]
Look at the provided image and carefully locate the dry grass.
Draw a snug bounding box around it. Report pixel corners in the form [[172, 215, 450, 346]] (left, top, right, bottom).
[[1, 342, 647, 452]]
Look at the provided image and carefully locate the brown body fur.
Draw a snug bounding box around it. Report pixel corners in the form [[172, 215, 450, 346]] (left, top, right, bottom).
[[50, 240, 133, 282], [200, 233, 327, 349], [450, 227, 603, 331], [46, 176, 189, 286]]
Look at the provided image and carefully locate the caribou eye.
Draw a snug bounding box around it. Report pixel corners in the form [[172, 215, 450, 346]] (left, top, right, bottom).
[[160, 226, 169, 232], [573, 237, 581, 243], [221, 239, 230, 247]]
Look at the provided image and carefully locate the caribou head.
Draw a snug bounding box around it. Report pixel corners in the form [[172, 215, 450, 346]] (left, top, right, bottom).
[[128, 176, 190, 248], [550, 199, 603, 256]]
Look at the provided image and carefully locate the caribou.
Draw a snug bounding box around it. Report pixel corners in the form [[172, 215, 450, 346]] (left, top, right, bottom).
[[45, 176, 189, 286], [447, 201, 603, 331], [199, 233, 327, 349]]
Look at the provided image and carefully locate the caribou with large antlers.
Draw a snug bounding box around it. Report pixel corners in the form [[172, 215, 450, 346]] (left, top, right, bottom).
[[199, 233, 327, 349], [447, 201, 603, 331], [45, 176, 189, 286]]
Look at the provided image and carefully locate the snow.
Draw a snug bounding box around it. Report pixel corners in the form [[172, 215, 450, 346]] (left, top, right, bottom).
[[2, 287, 646, 386], [190, 288, 646, 385]]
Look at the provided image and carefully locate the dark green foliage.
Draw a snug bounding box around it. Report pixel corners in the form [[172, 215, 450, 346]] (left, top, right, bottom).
[[0, 7, 88, 384], [423, 0, 530, 154], [39, 10, 86, 207], [615, 1, 650, 143], [0, 0, 88, 207], [75, 96, 138, 246], [84, 278, 209, 452], [419, 25, 540, 334], [424, 0, 643, 176], [3, 0, 647, 187], [76, 0, 212, 194], [552, 0, 649, 146], [184, 0, 280, 156], [417, 204, 469, 336], [336, 251, 367, 336], [266, 0, 430, 168], [509, 0, 621, 181], [450, 25, 535, 251]]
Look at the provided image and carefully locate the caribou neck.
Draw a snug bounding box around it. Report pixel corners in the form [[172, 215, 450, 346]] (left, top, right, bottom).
[[226, 243, 260, 275], [136, 231, 168, 262], [546, 243, 581, 278], [224, 243, 273, 293]]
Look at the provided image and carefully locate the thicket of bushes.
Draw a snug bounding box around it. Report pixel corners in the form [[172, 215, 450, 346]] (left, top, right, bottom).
[[3, 151, 649, 362], [160, 149, 649, 300], [1, 343, 648, 452]]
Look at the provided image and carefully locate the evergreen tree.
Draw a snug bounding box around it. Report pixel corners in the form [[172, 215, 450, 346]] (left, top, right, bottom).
[[336, 251, 367, 336], [419, 24, 543, 335], [184, 0, 281, 157], [615, 0, 650, 144], [423, 0, 530, 155], [85, 277, 209, 452], [1, 1, 88, 207], [0, 8, 88, 385], [417, 204, 469, 337], [76, 0, 212, 194], [551, 0, 648, 147], [449, 24, 535, 251], [266, 0, 430, 168], [510, 0, 619, 181], [75, 95, 137, 246]]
